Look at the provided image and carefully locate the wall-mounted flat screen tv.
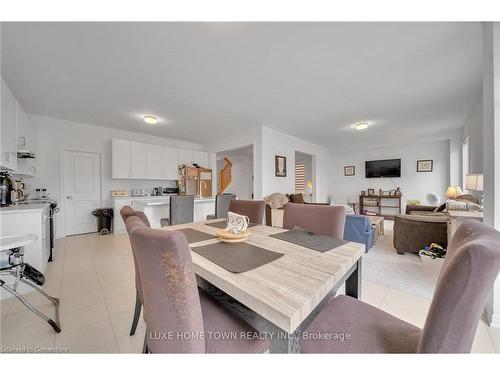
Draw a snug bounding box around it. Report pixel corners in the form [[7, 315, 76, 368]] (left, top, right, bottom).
[[365, 159, 401, 178]]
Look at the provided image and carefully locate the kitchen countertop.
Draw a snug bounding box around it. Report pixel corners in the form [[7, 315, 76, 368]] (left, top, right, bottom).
[[0, 201, 51, 214], [113, 195, 215, 202]]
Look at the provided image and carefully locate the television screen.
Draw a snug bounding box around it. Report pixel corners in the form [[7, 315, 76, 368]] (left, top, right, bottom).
[[365, 159, 401, 178]]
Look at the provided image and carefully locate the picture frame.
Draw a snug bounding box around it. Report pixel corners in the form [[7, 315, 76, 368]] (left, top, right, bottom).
[[417, 159, 433, 172], [275, 155, 287, 177], [383, 190, 390, 196], [361, 190, 366, 196], [367, 188, 375, 196], [389, 189, 396, 196], [344, 165, 355, 176]]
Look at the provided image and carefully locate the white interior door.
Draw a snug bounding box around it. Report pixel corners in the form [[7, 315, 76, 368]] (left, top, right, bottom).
[[63, 150, 102, 235]]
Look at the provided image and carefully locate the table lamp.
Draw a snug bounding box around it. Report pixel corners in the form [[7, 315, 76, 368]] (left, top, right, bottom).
[[445, 186, 463, 199], [305, 180, 313, 202]]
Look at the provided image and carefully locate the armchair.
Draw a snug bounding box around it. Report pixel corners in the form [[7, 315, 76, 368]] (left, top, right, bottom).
[[343, 214, 375, 252]]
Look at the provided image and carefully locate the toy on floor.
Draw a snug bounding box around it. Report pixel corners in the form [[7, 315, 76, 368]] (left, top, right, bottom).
[[419, 243, 446, 259]]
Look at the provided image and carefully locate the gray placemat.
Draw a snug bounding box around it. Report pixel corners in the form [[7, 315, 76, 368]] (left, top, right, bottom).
[[271, 228, 347, 253], [176, 228, 216, 244], [192, 242, 283, 273], [205, 220, 258, 229]]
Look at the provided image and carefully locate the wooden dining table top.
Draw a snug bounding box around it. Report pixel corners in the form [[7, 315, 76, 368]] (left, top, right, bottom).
[[164, 219, 365, 334]]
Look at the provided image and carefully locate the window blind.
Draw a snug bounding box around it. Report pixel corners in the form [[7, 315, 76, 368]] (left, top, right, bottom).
[[295, 162, 305, 193]]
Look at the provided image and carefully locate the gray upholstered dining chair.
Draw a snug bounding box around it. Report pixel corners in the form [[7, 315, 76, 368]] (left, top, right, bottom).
[[206, 193, 236, 220], [120, 206, 150, 336], [228, 199, 265, 224], [125, 215, 269, 353], [299, 220, 500, 353], [283, 203, 346, 238], [163, 195, 194, 226]]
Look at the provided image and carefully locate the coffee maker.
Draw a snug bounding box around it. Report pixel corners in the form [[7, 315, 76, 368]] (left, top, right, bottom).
[[0, 171, 15, 207]]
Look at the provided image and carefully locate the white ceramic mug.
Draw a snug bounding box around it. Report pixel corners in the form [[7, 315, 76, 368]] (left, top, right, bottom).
[[226, 211, 250, 234]]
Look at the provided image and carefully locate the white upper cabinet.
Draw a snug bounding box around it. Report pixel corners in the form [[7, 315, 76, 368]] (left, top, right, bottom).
[[130, 141, 147, 179], [145, 143, 163, 179], [162, 146, 179, 180], [1, 77, 18, 171], [192, 150, 208, 167], [112, 139, 131, 178], [16, 103, 36, 153], [178, 148, 194, 165], [178, 148, 208, 167], [111, 139, 198, 181]]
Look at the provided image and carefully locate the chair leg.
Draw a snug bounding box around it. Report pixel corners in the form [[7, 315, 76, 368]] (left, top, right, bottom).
[[129, 291, 142, 336], [142, 332, 149, 354]]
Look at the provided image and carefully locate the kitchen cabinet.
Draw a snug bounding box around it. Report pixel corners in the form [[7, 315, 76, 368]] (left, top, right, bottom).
[[112, 139, 131, 178], [15, 158, 36, 176], [178, 148, 194, 165], [16, 102, 37, 153], [111, 138, 204, 181], [1, 77, 18, 171], [162, 146, 179, 180], [130, 141, 147, 179], [146, 143, 163, 179]]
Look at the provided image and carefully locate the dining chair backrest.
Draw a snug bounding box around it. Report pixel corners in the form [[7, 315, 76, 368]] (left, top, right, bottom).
[[120, 206, 151, 300], [418, 220, 500, 353], [126, 216, 205, 353], [283, 203, 346, 238], [120, 205, 151, 228], [169, 195, 195, 225], [228, 199, 266, 224], [216, 193, 236, 219]]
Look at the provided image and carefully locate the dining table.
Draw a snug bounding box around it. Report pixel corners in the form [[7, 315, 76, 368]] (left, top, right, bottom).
[[164, 219, 365, 353]]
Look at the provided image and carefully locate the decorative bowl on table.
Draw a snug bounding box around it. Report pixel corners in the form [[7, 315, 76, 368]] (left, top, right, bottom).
[[216, 229, 252, 243]]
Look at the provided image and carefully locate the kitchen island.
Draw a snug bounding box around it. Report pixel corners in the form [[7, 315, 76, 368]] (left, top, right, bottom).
[[113, 196, 216, 233], [0, 202, 52, 298]]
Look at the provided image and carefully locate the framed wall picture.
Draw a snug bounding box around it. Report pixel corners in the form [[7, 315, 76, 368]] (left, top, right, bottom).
[[344, 165, 355, 176], [275, 155, 287, 177], [417, 160, 433, 172]]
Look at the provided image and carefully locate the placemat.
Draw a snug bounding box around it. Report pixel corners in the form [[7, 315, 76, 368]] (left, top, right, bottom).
[[176, 228, 216, 244], [205, 220, 258, 229], [271, 228, 347, 253], [192, 242, 283, 273]]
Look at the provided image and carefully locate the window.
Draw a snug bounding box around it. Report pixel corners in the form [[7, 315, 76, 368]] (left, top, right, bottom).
[[295, 162, 305, 193]]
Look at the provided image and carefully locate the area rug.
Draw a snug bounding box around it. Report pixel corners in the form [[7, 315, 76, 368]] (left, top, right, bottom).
[[362, 221, 442, 300]]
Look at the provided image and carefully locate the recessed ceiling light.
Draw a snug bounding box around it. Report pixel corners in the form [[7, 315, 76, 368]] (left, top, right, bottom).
[[354, 122, 369, 130], [144, 115, 158, 125]]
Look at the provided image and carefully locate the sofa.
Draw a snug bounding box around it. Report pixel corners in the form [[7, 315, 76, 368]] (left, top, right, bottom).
[[343, 214, 375, 252], [264, 193, 329, 227], [393, 194, 479, 255]]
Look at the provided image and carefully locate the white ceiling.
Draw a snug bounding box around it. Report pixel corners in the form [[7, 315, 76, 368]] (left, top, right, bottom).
[[1, 22, 482, 151]]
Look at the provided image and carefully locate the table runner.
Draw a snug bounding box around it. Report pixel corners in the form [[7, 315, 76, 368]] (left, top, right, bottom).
[[205, 220, 258, 229], [192, 242, 283, 273], [271, 228, 347, 253], [176, 228, 216, 244]]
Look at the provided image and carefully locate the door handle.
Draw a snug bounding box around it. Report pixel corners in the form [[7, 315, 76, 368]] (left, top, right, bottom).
[[66, 195, 73, 199]]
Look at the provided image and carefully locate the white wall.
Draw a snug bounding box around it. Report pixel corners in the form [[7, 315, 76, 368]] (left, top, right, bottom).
[[29, 114, 205, 238], [260, 127, 329, 202], [481, 22, 500, 328], [462, 93, 484, 175], [328, 140, 451, 210]]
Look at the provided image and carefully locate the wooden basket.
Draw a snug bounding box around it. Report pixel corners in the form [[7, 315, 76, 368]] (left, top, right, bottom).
[[216, 229, 252, 243]]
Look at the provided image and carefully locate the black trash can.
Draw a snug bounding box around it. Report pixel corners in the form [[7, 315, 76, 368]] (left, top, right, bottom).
[[92, 208, 114, 235]]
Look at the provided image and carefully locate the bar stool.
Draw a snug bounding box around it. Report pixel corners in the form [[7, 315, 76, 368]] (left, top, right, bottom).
[[0, 234, 61, 332]]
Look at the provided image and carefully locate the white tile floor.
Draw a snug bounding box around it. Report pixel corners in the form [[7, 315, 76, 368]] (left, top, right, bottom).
[[1, 231, 499, 353]]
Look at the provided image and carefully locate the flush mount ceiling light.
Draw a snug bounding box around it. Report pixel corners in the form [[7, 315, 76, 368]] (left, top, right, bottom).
[[354, 122, 369, 130], [143, 115, 158, 125]]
